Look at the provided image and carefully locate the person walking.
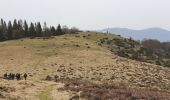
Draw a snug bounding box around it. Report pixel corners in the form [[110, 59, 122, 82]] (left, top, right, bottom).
[[24, 73, 27, 80], [4, 73, 7, 79], [11, 73, 15, 80], [9, 73, 12, 80], [16, 73, 20, 80], [18, 73, 21, 80]]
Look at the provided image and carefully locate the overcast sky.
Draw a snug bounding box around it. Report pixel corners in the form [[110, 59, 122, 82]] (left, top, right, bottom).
[[0, 0, 170, 30]]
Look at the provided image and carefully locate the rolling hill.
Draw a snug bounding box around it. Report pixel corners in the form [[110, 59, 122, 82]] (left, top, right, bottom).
[[101, 27, 170, 42], [0, 32, 169, 100]]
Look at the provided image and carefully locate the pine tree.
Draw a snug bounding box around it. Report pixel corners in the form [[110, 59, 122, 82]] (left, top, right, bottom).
[[17, 20, 24, 38], [0, 19, 7, 33], [24, 20, 28, 37], [50, 26, 56, 36], [12, 19, 18, 39], [42, 22, 50, 37], [36, 22, 42, 37], [0, 19, 3, 25], [56, 24, 63, 36], [7, 21, 13, 39], [13, 19, 18, 31], [0, 19, 7, 40], [3, 21, 7, 33], [0, 25, 4, 41], [29, 22, 36, 36], [12, 19, 24, 39]]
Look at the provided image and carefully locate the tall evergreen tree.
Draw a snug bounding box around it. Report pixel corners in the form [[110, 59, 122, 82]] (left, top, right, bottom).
[[12, 19, 24, 39], [0, 19, 3, 25], [24, 20, 28, 37], [12, 19, 18, 39], [0, 19, 8, 40], [50, 26, 56, 36], [17, 20, 24, 38], [3, 21, 7, 33], [0, 24, 4, 40], [29, 22, 36, 36], [56, 24, 63, 36], [0, 19, 7, 33], [36, 22, 42, 37], [7, 21, 13, 39], [13, 19, 18, 31], [42, 22, 50, 37]]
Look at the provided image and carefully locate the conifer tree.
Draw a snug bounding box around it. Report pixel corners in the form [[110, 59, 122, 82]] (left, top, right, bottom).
[[56, 24, 63, 35], [0, 25, 4, 40], [0, 19, 7, 34], [0, 19, 8, 40], [7, 21, 13, 39], [29, 22, 36, 36], [24, 20, 28, 37], [36, 22, 42, 37], [50, 26, 56, 36], [12, 19, 18, 39], [17, 20, 24, 38], [12, 19, 24, 39], [42, 22, 50, 37], [13, 19, 18, 31]]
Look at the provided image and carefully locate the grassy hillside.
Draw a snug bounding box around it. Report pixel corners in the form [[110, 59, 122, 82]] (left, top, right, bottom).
[[0, 32, 169, 100], [97, 34, 170, 68]]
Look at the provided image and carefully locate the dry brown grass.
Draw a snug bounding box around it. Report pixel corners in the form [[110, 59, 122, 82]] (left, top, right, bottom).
[[0, 32, 169, 99], [59, 79, 170, 100]]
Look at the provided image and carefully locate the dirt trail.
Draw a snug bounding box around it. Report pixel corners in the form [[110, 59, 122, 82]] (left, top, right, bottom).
[[37, 84, 54, 100], [37, 81, 72, 100], [0, 78, 72, 100]]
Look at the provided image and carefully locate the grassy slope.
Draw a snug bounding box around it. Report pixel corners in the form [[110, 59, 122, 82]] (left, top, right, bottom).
[[0, 32, 169, 99]]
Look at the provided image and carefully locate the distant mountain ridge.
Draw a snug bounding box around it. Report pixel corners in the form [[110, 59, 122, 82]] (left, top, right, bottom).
[[100, 27, 170, 42]]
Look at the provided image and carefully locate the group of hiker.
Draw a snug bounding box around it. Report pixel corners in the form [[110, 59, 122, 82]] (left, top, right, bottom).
[[3, 73, 27, 80]]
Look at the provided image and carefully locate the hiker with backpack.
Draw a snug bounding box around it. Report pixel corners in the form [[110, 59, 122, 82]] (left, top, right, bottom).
[[16, 73, 21, 80]]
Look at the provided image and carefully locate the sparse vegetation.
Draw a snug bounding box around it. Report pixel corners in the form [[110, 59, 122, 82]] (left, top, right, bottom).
[[59, 79, 170, 100], [0, 32, 169, 99], [98, 36, 170, 67]]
